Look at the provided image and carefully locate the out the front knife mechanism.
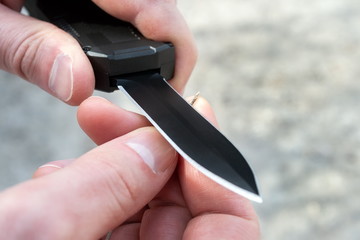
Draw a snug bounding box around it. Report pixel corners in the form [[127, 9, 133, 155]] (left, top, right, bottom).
[[25, 0, 175, 92], [25, 0, 262, 203]]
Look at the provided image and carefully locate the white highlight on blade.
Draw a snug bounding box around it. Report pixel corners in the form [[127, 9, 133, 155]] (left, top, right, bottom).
[[118, 85, 262, 203]]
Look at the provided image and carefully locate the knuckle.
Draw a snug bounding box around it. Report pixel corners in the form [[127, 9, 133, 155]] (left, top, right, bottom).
[[91, 157, 139, 215], [13, 26, 61, 82], [6, 20, 74, 86]]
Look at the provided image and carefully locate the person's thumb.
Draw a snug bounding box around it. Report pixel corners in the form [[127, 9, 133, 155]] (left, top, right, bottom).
[[0, 5, 94, 105], [0, 127, 177, 239]]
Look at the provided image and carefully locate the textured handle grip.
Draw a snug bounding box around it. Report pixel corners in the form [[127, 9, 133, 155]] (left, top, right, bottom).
[[25, 0, 175, 92]]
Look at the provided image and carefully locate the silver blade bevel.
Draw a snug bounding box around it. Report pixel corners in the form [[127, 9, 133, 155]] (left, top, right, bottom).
[[115, 72, 262, 203]]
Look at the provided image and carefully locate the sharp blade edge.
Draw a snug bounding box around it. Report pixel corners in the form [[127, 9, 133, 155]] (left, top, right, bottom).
[[115, 72, 262, 203]]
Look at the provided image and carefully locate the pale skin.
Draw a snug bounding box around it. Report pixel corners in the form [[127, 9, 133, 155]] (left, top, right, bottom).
[[0, 0, 197, 104], [0, 97, 260, 239], [0, 0, 260, 239]]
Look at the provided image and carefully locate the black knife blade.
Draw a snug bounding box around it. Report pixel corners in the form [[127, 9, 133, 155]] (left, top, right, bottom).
[[25, 0, 262, 202], [116, 71, 261, 202]]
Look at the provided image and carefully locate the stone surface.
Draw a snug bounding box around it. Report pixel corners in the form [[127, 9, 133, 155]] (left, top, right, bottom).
[[1, 0, 360, 239]]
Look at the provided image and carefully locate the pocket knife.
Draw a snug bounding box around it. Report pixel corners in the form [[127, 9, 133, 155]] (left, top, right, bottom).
[[25, 0, 262, 203]]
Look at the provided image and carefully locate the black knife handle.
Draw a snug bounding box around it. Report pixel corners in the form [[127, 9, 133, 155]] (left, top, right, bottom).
[[24, 0, 175, 92]]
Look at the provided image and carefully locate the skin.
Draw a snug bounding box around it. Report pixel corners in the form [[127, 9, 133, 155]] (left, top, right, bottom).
[[0, 1, 259, 239], [0, 97, 259, 239], [0, 0, 197, 104]]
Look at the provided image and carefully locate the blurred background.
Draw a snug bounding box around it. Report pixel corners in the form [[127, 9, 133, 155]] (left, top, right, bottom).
[[1, 0, 360, 239]]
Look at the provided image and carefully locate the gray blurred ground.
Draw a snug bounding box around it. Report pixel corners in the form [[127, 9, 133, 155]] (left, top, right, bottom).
[[1, 0, 360, 239]]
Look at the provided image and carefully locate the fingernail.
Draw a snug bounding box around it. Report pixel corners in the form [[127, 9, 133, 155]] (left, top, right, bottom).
[[38, 159, 75, 169], [38, 164, 62, 169], [126, 128, 176, 174], [49, 53, 74, 102]]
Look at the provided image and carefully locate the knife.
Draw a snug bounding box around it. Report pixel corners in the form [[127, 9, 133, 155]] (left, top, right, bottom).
[[25, 0, 262, 203]]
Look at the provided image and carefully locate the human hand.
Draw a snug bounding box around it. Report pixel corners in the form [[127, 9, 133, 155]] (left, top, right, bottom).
[[0, 96, 259, 239], [78, 96, 260, 239], [0, 99, 178, 239], [0, 0, 197, 105]]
